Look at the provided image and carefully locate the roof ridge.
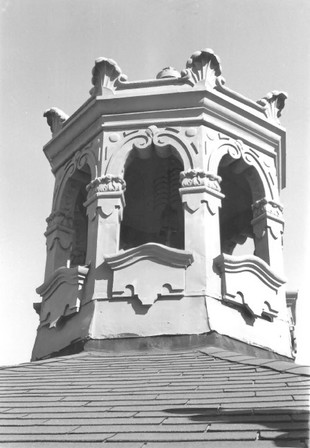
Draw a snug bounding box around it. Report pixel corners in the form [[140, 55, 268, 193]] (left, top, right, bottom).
[[199, 346, 310, 376]]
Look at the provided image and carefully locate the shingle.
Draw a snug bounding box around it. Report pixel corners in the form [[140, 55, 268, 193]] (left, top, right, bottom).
[[0, 349, 308, 447], [108, 430, 258, 442], [72, 423, 208, 433], [0, 434, 114, 442], [145, 442, 305, 448], [260, 429, 310, 439]]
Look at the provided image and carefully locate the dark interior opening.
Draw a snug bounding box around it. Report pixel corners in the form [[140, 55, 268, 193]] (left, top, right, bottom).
[[219, 160, 254, 255], [120, 152, 184, 250]]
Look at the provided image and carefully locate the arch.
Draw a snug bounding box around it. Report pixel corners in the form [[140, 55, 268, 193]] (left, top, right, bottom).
[[54, 147, 97, 212], [105, 126, 195, 177], [207, 138, 278, 202]]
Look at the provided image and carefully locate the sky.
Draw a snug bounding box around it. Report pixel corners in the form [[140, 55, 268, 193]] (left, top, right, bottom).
[[0, 0, 309, 366]]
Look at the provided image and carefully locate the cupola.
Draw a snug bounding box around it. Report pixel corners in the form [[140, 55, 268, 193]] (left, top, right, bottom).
[[32, 49, 295, 360]]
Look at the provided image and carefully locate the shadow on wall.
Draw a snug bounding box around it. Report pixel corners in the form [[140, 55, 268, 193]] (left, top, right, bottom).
[[163, 406, 309, 446]]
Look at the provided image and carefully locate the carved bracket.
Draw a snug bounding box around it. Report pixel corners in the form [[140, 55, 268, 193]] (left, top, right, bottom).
[[257, 91, 287, 123], [36, 265, 89, 328], [214, 253, 286, 320], [90, 58, 128, 96], [105, 243, 193, 306], [43, 108, 69, 136], [181, 48, 225, 88]]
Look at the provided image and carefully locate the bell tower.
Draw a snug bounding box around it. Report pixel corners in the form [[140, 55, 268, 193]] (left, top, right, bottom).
[[32, 49, 295, 360]]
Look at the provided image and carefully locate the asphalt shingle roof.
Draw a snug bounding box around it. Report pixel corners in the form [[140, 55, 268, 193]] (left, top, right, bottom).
[[0, 346, 309, 447]]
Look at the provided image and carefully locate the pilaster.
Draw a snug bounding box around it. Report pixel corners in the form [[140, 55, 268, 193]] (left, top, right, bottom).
[[84, 175, 126, 267], [251, 198, 284, 273], [44, 211, 74, 278], [179, 169, 223, 295]]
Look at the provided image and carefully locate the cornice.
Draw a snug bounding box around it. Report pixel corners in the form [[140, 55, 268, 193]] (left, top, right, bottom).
[[44, 88, 285, 172]]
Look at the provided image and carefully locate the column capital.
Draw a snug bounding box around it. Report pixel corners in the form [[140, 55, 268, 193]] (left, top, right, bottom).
[[84, 175, 126, 220], [86, 174, 126, 197], [180, 169, 222, 191]]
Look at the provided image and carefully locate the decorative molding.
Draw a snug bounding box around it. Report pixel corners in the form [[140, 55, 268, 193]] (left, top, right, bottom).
[[109, 133, 120, 143], [207, 135, 277, 202], [180, 169, 221, 191], [105, 243, 193, 270], [107, 125, 195, 174], [156, 67, 181, 79], [214, 253, 285, 320], [252, 198, 283, 220], [181, 48, 225, 88], [36, 265, 89, 328], [90, 58, 128, 96], [257, 91, 287, 123], [105, 243, 193, 306], [185, 127, 197, 138], [86, 175, 126, 198], [43, 108, 69, 136], [180, 186, 224, 215]]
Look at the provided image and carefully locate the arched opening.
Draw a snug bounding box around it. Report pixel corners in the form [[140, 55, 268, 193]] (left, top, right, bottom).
[[219, 157, 257, 256], [120, 152, 184, 250], [59, 164, 91, 267]]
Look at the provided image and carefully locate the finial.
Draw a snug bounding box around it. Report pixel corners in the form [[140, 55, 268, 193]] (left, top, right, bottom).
[[181, 48, 225, 88], [257, 91, 288, 123], [90, 57, 128, 96], [43, 107, 69, 136]]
